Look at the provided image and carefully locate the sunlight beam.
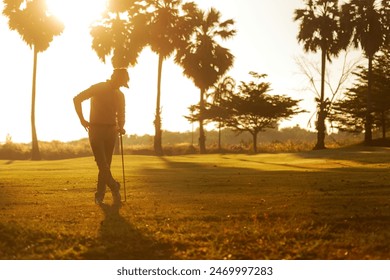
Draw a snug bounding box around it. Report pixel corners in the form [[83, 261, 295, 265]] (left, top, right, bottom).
[[46, 0, 107, 28]]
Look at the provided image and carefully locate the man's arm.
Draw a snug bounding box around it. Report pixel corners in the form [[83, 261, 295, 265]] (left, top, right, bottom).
[[73, 93, 90, 131]]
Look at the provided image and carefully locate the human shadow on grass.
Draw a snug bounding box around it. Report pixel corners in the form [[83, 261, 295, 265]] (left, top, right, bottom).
[[83, 203, 175, 260]]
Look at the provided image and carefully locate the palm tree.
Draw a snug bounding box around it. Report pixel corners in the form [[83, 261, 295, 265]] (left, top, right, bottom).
[[91, 0, 148, 68], [147, 0, 194, 155], [341, 0, 389, 144], [175, 6, 235, 154], [3, 0, 64, 160], [207, 76, 235, 151], [294, 0, 348, 150]]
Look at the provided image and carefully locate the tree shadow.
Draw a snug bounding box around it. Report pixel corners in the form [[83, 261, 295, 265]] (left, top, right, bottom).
[[296, 146, 390, 164], [232, 156, 321, 171], [83, 203, 175, 259], [157, 156, 207, 170]]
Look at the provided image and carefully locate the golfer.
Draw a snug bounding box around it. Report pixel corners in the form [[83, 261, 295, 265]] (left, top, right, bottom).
[[73, 68, 129, 206]]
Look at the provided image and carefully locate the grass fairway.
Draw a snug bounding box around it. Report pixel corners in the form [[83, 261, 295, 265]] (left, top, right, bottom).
[[1, 147, 389, 260]]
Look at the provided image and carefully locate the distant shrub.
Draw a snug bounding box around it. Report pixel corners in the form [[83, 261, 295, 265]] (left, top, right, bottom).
[[0, 128, 368, 160], [258, 140, 315, 153], [39, 140, 92, 159], [0, 142, 30, 160], [0, 140, 92, 160], [163, 144, 199, 156]]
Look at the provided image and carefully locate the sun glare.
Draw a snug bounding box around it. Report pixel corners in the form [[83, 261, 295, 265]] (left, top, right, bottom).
[[46, 0, 107, 28]]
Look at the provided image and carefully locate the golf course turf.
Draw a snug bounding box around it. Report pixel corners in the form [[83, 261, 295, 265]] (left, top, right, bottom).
[[1, 147, 389, 259]]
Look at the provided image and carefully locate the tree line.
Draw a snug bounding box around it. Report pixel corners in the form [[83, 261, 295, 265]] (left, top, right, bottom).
[[2, 0, 389, 159], [295, 0, 389, 149], [186, 72, 304, 153], [331, 47, 390, 138]]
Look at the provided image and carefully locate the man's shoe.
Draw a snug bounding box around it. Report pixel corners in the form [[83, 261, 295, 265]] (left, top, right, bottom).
[[95, 197, 104, 205], [95, 194, 104, 205]]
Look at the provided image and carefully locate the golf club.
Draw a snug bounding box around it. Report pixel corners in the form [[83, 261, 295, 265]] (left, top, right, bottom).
[[120, 133, 126, 202]]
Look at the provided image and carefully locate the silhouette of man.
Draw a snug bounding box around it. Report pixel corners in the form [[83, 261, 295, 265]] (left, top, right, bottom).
[[73, 68, 129, 206]]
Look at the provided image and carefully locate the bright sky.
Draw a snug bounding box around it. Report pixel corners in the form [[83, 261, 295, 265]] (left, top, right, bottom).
[[0, 0, 344, 143]]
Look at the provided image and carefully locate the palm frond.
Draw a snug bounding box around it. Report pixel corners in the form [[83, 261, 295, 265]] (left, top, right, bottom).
[[3, 0, 64, 52]]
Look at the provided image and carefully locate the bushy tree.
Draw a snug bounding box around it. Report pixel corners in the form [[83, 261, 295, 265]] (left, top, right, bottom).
[[331, 79, 368, 134], [221, 72, 303, 153], [331, 48, 390, 138], [341, 0, 390, 144]]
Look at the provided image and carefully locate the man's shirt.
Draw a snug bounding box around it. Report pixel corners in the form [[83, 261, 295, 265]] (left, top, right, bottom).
[[74, 81, 125, 128]]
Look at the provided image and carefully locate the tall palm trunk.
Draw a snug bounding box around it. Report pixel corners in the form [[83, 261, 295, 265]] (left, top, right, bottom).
[[199, 88, 206, 154], [314, 48, 327, 150], [218, 122, 222, 151], [154, 54, 164, 156], [31, 46, 41, 160], [252, 132, 258, 153], [365, 55, 373, 145], [381, 111, 386, 140]]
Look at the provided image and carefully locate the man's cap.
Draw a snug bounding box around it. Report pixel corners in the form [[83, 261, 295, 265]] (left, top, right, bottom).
[[112, 68, 129, 88]]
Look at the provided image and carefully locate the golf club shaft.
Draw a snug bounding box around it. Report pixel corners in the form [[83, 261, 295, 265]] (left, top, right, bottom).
[[120, 133, 126, 202]]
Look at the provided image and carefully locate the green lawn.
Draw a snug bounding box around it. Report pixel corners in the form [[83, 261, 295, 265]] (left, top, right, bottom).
[[1, 147, 389, 259]]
